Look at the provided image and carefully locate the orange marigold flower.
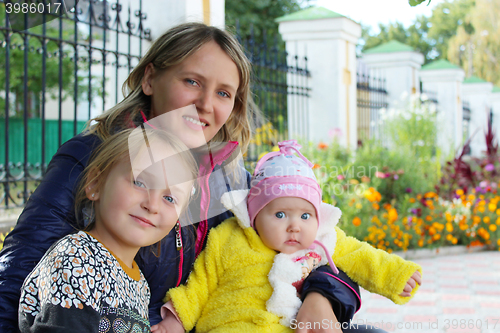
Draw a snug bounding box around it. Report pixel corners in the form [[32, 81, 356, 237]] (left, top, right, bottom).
[[452, 238, 457, 244], [352, 217, 362, 227], [388, 208, 398, 222], [433, 234, 441, 241], [418, 239, 424, 247], [489, 224, 497, 232], [484, 216, 491, 224], [318, 142, 328, 150], [489, 203, 497, 212], [372, 203, 380, 210], [456, 189, 464, 196], [446, 223, 453, 232], [424, 192, 437, 198], [409, 198, 416, 203], [312, 164, 321, 169], [425, 215, 432, 222]]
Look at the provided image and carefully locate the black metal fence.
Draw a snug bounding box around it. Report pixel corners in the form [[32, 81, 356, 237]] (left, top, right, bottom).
[[0, 2, 310, 208], [237, 26, 310, 163], [1, 0, 150, 208], [356, 62, 388, 145]]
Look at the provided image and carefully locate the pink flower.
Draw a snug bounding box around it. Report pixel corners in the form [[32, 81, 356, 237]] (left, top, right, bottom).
[[337, 175, 345, 180], [485, 163, 495, 172], [328, 128, 343, 139], [375, 171, 387, 179], [393, 175, 399, 180]]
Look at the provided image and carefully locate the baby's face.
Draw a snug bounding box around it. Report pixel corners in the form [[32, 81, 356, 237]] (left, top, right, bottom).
[[254, 197, 318, 254]]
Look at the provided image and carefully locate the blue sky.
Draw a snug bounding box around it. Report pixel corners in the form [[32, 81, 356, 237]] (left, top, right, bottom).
[[316, 0, 445, 33]]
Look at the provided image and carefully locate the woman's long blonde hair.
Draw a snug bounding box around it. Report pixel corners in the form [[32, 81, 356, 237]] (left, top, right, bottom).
[[89, 22, 257, 155], [75, 128, 198, 230]]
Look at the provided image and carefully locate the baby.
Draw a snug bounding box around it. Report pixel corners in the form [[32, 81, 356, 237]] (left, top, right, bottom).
[[152, 140, 422, 333]]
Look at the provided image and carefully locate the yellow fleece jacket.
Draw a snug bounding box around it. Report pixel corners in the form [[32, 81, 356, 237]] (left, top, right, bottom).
[[167, 218, 422, 333]]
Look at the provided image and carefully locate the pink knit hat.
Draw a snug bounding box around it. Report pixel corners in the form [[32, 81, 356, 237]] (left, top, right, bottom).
[[247, 140, 339, 274], [247, 140, 321, 226]]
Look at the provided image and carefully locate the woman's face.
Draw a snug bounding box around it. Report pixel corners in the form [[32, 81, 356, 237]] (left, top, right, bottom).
[[142, 41, 240, 148]]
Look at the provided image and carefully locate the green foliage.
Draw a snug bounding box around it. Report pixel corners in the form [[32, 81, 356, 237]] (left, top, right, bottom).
[[361, 0, 474, 64], [225, 0, 308, 40], [427, 0, 475, 64], [0, 4, 102, 118], [409, 0, 432, 6], [361, 17, 434, 63]]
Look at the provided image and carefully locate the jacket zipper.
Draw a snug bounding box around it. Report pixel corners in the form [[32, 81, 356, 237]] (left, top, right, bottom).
[[175, 221, 184, 287]]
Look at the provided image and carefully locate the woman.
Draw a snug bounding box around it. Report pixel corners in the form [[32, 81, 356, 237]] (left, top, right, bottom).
[[0, 23, 378, 333]]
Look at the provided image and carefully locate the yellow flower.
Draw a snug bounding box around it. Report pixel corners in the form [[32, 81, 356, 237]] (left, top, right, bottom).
[[456, 189, 464, 196], [446, 223, 453, 232], [484, 216, 491, 224], [478, 206, 485, 213], [489, 203, 497, 212], [388, 208, 398, 222], [489, 224, 497, 232], [271, 146, 280, 152]]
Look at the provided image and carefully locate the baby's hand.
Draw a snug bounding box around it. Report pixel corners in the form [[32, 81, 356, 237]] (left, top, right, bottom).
[[399, 271, 422, 297], [150, 310, 185, 333]]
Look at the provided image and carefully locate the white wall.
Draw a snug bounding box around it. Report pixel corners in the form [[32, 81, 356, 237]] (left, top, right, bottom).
[[462, 82, 493, 156], [279, 16, 361, 148], [420, 68, 465, 155]]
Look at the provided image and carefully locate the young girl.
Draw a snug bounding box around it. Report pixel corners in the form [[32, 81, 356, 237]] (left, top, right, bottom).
[[152, 140, 422, 333], [18, 128, 197, 332]]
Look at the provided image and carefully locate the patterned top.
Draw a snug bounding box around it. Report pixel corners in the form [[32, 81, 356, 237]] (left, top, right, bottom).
[[19, 231, 151, 333]]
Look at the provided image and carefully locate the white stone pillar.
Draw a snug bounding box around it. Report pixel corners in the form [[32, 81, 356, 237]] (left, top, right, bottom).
[[491, 87, 500, 138], [361, 41, 424, 109], [462, 76, 493, 157], [419, 59, 465, 156], [277, 7, 361, 149]]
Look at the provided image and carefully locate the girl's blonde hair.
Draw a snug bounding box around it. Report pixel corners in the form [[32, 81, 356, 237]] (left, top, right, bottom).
[[89, 22, 257, 155], [75, 128, 198, 230]]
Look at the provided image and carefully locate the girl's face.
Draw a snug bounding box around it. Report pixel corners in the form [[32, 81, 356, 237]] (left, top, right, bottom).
[[254, 197, 319, 254], [88, 142, 194, 265], [142, 41, 240, 148]]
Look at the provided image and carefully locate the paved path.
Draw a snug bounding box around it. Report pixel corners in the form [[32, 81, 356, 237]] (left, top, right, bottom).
[[353, 251, 500, 333]]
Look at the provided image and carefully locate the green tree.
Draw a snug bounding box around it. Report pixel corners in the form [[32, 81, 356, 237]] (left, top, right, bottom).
[[361, 17, 434, 62], [225, 0, 309, 41], [427, 0, 475, 66], [448, 0, 500, 85], [0, 5, 101, 118]]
